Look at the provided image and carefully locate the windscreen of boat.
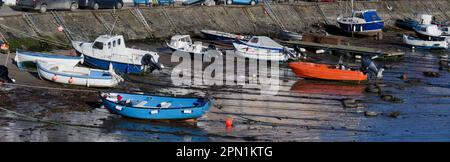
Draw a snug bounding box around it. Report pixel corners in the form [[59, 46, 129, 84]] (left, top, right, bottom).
[[363, 11, 382, 22], [254, 37, 283, 49], [93, 42, 104, 50]]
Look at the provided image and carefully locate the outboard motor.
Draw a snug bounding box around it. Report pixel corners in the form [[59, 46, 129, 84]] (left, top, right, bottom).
[[208, 44, 216, 50], [0, 65, 13, 83], [141, 54, 162, 72], [361, 54, 384, 79]]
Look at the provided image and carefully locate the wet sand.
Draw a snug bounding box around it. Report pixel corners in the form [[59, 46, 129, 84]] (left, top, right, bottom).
[[1, 31, 450, 142]]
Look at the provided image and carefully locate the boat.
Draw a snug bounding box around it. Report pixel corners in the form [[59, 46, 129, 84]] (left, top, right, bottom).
[[278, 30, 303, 41], [72, 35, 162, 74], [200, 29, 250, 45], [336, 1, 384, 35], [288, 62, 368, 82], [100, 92, 212, 120], [290, 80, 365, 96], [37, 61, 123, 88], [166, 35, 221, 55], [414, 24, 443, 38], [14, 50, 83, 70], [395, 18, 419, 30], [403, 34, 448, 49], [232, 36, 297, 61]]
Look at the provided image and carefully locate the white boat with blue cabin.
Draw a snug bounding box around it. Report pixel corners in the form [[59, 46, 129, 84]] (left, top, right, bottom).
[[72, 35, 163, 74], [337, 8, 384, 34], [14, 50, 83, 70], [166, 35, 222, 55], [37, 61, 123, 88], [232, 36, 297, 61]]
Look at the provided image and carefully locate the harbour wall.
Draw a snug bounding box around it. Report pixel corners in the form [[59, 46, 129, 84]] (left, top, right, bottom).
[[0, 0, 449, 49]]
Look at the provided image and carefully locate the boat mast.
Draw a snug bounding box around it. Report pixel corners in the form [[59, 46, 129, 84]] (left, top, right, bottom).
[[351, 0, 354, 37]]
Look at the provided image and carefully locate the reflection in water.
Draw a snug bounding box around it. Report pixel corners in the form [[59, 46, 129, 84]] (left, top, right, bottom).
[[100, 116, 210, 142], [290, 80, 366, 96]]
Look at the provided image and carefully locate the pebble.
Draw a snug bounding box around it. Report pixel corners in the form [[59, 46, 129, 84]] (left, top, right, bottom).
[[423, 71, 440, 77], [400, 74, 408, 81], [388, 111, 401, 118], [365, 85, 380, 93], [365, 111, 378, 117]]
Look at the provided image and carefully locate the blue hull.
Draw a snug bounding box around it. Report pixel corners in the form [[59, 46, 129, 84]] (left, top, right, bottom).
[[101, 93, 212, 120], [338, 21, 384, 33], [203, 33, 237, 45], [83, 54, 143, 74]]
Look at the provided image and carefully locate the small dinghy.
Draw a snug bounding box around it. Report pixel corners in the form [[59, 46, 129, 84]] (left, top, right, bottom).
[[289, 62, 368, 82], [278, 30, 303, 41], [166, 35, 221, 55], [14, 50, 83, 70], [37, 61, 123, 87], [232, 36, 298, 61], [395, 18, 419, 30], [100, 92, 212, 120], [403, 35, 448, 49], [200, 29, 250, 45], [72, 35, 162, 74]]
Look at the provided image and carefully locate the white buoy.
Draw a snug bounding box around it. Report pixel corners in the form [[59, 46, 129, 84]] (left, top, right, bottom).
[[412, 46, 415, 52]]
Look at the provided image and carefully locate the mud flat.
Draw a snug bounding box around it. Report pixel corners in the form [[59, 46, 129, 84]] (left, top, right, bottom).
[[1, 28, 450, 141]]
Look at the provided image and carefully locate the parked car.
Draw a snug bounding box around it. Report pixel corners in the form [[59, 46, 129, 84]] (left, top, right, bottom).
[[78, 0, 123, 10], [226, 0, 257, 5], [133, 0, 150, 6], [182, 0, 205, 6], [158, 0, 174, 6], [16, 0, 79, 13]]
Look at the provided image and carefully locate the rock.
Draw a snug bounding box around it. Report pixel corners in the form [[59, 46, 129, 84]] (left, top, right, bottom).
[[400, 74, 408, 81], [439, 60, 449, 67], [423, 71, 440, 77], [365, 85, 380, 93], [342, 98, 358, 108], [381, 94, 394, 101], [388, 111, 401, 118], [365, 111, 378, 117]]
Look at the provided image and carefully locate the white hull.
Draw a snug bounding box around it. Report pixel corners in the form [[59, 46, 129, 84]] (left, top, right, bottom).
[[37, 61, 122, 88], [14, 50, 83, 68], [233, 43, 288, 61], [403, 35, 448, 49]]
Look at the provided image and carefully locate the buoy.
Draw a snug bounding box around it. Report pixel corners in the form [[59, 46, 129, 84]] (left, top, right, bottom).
[[412, 46, 415, 52], [225, 118, 233, 128], [117, 95, 122, 102], [0, 43, 9, 50], [68, 77, 74, 84], [57, 26, 64, 32], [51, 75, 58, 81]]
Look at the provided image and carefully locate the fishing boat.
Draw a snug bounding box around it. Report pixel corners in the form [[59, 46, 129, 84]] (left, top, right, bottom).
[[200, 29, 250, 45], [166, 35, 221, 55], [14, 50, 83, 70], [403, 35, 448, 49], [100, 92, 212, 120], [37, 61, 123, 88], [414, 24, 443, 38], [232, 36, 297, 61], [336, 0, 384, 35], [72, 35, 162, 74], [395, 18, 419, 30], [288, 62, 368, 82]]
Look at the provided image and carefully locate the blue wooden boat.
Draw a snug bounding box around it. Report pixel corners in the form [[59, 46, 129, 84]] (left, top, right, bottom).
[[100, 92, 212, 120], [337, 9, 384, 35], [200, 29, 250, 45], [14, 50, 83, 70]]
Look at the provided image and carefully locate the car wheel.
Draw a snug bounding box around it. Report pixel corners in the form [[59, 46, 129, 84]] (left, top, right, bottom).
[[93, 2, 99, 10], [116, 2, 123, 9], [40, 4, 47, 13], [70, 2, 78, 11], [250, 0, 256, 5], [227, 0, 232, 5]]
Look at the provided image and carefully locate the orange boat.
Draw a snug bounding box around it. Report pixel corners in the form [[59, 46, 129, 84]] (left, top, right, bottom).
[[288, 62, 367, 82]]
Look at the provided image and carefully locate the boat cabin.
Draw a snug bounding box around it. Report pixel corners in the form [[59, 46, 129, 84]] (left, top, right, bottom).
[[91, 35, 126, 52], [245, 36, 283, 49], [340, 10, 382, 24], [169, 35, 192, 48]]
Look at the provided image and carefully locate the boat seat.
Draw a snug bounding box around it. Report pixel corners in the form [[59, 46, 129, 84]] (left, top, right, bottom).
[[133, 101, 148, 108]]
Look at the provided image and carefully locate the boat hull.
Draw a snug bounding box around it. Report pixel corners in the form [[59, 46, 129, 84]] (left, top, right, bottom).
[[232, 43, 288, 61], [289, 62, 368, 82], [83, 54, 144, 74], [101, 93, 212, 120], [403, 35, 448, 49], [15, 50, 82, 70], [337, 21, 384, 34], [37, 62, 121, 87]]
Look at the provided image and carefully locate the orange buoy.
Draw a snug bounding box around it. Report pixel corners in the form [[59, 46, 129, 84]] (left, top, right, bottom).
[[51, 75, 58, 81], [0, 43, 9, 50], [225, 118, 233, 128], [68, 77, 74, 84]]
